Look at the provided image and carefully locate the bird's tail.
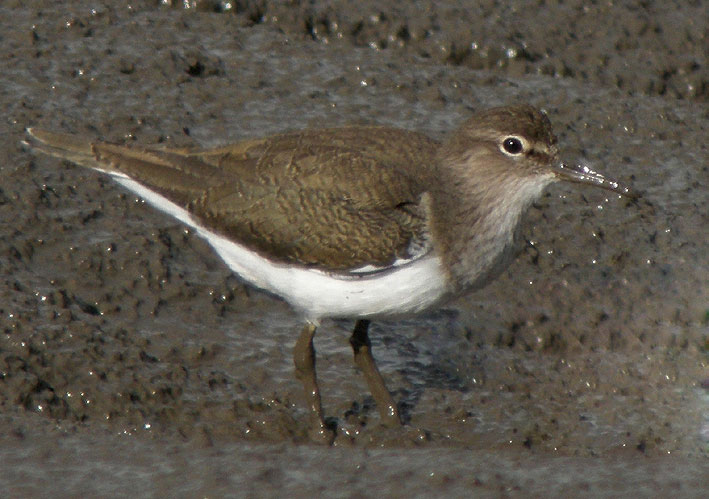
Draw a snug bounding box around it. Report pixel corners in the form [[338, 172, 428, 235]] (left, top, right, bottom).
[[25, 128, 110, 171], [24, 128, 225, 204]]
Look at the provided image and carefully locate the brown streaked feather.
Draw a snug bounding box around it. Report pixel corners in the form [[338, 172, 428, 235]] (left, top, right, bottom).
[[27, 127, 439, 271]]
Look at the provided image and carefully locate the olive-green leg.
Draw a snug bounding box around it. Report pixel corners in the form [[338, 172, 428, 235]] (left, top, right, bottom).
[[349, 319, 401, 427], [293, 322, 334, 443]]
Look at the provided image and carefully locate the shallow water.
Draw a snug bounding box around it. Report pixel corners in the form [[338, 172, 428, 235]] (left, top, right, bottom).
[[1, 0, 707, 496]]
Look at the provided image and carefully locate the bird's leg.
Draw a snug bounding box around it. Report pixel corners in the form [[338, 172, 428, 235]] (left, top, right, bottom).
[[349, 319, 401, 427], [293, 321, 333, 443]]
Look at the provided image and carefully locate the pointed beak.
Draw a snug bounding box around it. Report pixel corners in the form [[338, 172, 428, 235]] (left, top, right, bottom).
[[552, 162, 639, 199]]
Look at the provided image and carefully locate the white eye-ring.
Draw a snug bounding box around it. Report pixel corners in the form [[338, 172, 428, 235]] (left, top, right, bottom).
[[500, 136, 527, 156]]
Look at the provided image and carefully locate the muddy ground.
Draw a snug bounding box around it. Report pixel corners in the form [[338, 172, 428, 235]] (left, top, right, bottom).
[[0, 0, 707, 496]]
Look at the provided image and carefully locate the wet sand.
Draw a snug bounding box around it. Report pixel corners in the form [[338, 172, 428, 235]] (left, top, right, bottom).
[[1, 0, 707, 496]]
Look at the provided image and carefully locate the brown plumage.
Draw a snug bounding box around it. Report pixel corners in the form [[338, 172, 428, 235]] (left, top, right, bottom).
[[29, 125, 442, 271]]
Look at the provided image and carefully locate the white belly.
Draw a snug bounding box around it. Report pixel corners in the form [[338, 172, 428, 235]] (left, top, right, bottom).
[[112, 174, 450, 320]]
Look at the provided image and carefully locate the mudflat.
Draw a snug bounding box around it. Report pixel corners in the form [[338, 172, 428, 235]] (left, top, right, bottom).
[[1, 1, 707, 496]]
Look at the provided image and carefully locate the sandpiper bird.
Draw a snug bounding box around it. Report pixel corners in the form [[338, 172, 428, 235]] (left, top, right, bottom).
[[26, 105, 635, 441]]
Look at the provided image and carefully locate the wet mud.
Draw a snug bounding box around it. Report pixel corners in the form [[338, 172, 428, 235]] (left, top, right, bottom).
[[1, 0, 707, 496]]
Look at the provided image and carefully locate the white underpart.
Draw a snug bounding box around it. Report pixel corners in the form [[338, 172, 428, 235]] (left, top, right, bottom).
[[349, 256, 420, 274], [109, 173, 449, 320]]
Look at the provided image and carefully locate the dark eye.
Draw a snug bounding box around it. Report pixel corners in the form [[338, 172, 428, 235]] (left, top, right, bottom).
[[502, 137, 524, 155]]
